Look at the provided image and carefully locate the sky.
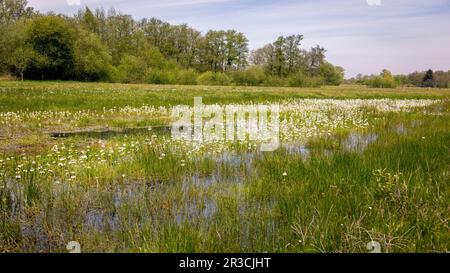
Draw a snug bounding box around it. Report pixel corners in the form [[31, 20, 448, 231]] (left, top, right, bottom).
[[27, 0, 450, 78]]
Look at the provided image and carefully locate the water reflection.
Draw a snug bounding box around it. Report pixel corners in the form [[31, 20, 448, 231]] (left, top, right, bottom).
[[343, 133, 378, 152]]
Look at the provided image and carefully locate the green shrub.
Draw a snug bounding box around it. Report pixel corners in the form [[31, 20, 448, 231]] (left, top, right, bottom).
[[116, 55, 145, 83], [146, 69, 198, 85], [25, 16, 76, 80], [115, 47, 181, 84], [262, 76, 285, 86], [365, 69, 397, 88], [197, 71, 231, 86], [146, 69, 176, 84], [365, 76, 397, 88], [73, 30, 112, 81], [107, 65, 125, 83], [232, 66, 266, 86], [394, 75, 411, 86], [319, 63, 344, 86], [287, 72, 323, 87], [175, 69, 198, 85]]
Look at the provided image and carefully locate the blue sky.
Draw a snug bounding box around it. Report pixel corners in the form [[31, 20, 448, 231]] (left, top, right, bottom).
[[28, 0, 450, 77]]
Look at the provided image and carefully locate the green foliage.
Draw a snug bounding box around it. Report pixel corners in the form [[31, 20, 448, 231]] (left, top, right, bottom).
[[422, 69, 435, 88], [0, 4, 342, 87], [407, 71, 425, 87], [434, 70, 450, 88], [139, 18, 201, 69], [406, 70, 449, 88], [197, 71, 231, 86], [373, 169, 408, 205], [115, 55, 143, 83], [25, 15, 76, 80], [103, 12, 136, 65], [140, 46, 174, 70], [394, 75, 411, 86], [0, 34, 5, 73], [0, 0, 34, 25], [319, 63, 344, 86], [262, 75, 286, 87], [224, 30, 248, 70], [174, 69, 198, 85], [354, 70, 450, 89], [79, 7, 99, 34], [1, 19, 35, 80], [249, 36, 329, 84], [365, 77, 396, 88], [271, 36, 287, 76], [381, 69, 393, 81], [199, 30, 248, 72], [146, 69, 176, 84], [0, 0, 34, 74], [73, 29, 112, 81], [308, 45, 327, 76], [231, 66, 266, 86], [8, 45, 36, 81], [107, 65, 125, 83], [364, 69, 397, 88], [287, 71, 323, 87]]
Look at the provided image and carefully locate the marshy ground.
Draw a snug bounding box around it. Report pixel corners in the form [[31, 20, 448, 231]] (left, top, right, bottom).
[[0, 81, 449, 253]]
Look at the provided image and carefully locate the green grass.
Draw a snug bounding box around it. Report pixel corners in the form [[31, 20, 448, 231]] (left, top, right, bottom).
[[245, 114, 449, 252], [0, 81, 448, 253], [0, 81, 449, 112]]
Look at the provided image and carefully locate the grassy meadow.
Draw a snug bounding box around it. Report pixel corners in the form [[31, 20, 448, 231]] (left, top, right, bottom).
[[0, 81, 449, 253]]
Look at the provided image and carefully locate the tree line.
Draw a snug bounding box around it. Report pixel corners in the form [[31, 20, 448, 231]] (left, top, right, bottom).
[[346, 69, 450, 88], [0, 0, 344, 86]]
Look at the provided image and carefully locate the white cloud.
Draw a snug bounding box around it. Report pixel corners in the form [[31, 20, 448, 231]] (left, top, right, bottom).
[[66, 0, 82, 6], [367, 0, 381, 6]]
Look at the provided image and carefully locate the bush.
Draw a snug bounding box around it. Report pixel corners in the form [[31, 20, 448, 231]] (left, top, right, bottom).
[[435, 71, 450, 88], [231, 66, 266, 86], [394, 75, 411, 86], [319, 63, 344, 86], [141, 47, 177, 70], [107, 65, 124, 83], [197, 71, 231, 86], [365, 76, 396, 88], [421, 69, 435, 88], [115, 55, 144, 83], [175, 69, 198, 85], [146, 69, 198, 85], [287, 72, 323, 87], [196, 71, 214, 85], [73, 30, 112, 81], [146, 69, 176, 84], [25, 16, 76, 80], [364, 69, 397, 88], [262, 76, 285, 87]]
